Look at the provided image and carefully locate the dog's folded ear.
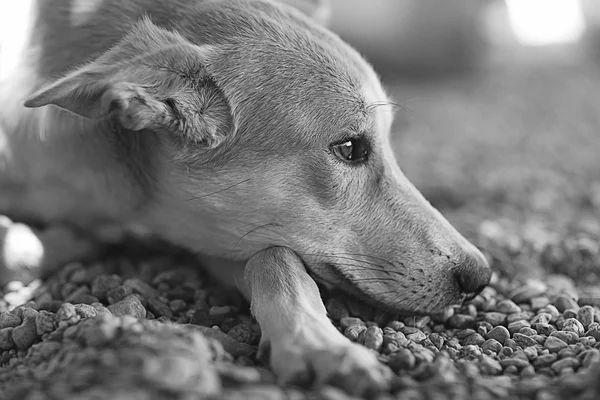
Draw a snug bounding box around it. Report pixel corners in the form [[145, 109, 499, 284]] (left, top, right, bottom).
[[275, 0, 331, 26], [24, 17, 233, 148]]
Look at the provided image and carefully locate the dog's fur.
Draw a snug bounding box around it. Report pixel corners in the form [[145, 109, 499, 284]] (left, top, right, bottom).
[[0, 0, 491, 394]]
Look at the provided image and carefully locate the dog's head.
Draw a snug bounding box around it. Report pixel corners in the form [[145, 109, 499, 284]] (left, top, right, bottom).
[[24, 0, 490, 314]]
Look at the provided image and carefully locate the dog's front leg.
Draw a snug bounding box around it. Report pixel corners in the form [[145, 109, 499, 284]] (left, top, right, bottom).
[[245, 247, 392, 397]]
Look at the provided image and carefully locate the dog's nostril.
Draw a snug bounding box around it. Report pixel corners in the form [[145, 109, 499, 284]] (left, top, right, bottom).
[[454, 253, 492, 295]]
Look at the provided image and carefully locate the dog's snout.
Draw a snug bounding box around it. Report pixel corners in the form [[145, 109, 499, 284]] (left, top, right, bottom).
[[453, 249, 492, 296]]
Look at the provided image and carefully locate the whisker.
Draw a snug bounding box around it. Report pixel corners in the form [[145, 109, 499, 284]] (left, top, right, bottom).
[[366, 100, 414, 116], [231, 222, 278, 251], [183, 178, 251, 202], [300, 251, 396, 268]]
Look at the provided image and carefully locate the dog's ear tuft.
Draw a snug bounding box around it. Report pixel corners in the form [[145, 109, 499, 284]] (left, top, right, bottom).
[[275, 0, 331, 26], [24, 18, 233, 148]]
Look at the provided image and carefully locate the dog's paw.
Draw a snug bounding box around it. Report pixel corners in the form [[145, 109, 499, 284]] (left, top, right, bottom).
[[266, 333, 392, 396]]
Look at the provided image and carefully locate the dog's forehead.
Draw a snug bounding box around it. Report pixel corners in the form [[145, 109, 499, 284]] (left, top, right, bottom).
[[187, 1, 385, 144]]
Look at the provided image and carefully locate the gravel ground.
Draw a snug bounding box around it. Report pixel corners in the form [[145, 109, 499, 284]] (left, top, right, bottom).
[[1, 53, 600, 399]]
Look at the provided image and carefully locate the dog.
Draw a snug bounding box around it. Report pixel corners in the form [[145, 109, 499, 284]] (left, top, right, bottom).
[[0, 0, 492, 395]]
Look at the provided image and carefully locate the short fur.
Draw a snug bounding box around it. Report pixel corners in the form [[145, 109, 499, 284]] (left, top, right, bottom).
[[0, 0, 491, 394]]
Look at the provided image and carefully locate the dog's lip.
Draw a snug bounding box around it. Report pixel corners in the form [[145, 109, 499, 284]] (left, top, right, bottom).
[[307, 261, 468, 316]]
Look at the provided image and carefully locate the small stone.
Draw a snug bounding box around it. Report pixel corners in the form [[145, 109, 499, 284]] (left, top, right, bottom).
[[539, 305, 560, 322], [340, 317, 365, 330], [480, 354, 502, 375], [190, 310, 211, 326], [513, 333, 538, 348], [74, 304, 97, 319], [12, 313, 39, 349], [463, 333, 485, 346], [506, 311, 535, 324], [56, 303, 77, 321], [404, 316, 431, 329], [484, 312, 507, 326], [533, 323, 556, 336], [447, 314, 476, 329], [35, 311, 56, 335], [123, 278, 159, 299], [106, 285, 133, 305], [508, 320, 530, 334], [562, 318, 585, 337], [563, 309, 578, 319], [580, 349, 600, 368], [389, 348, 416, 371], [549, 330, 578, 345], [0, 328, 14, 350], [533, 353, 558, 368], [518, 327, 537, 336], [510, 281, 547, 303], [364, 326, 384, 351], [0, 312, 21, 329], [531, 296, 550, 310], [406, 330, 426, 343], [487, 326, 510, 345], [576, 306, 595, 329], [228, 324, 252, 344], [499, 358, 530, 370], [531, 312, 553, 325], [147, 298, 173, 318], [66, 293, 100, 305], [325, 298, 349, 321], [107, 295, 147, 318], [496, 300, 521, 314], [481, 339, 503, 353], [169, 299, 187, 314], [344, 325, 366, 342], [90, 275, 122, 301], [554, 295, 580, 313], [551, 357, 580, 374], [545, 336, 568, 353], [523, 346, 538, 360]]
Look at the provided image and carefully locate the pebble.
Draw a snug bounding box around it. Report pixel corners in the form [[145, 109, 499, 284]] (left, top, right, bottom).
[[123, 278, 160, 299], [513, 333, 538, 348], [406, 330, 426, 343], [447, 314, 476, 329], [562, 318, 585, 336], [339, 317, 365, 330], [483, 312, 507, 326], [0, 311, 21, 329], [487, 326, 510, 345], [389, 348, 416, 371], [578, 297, 600, 308], [344, 325, 366, 342], [74, 303, 98, 319], [496, 300, 521, 314], [544, 336, 568, 353], [364, 326, 384, 351], [510, 281, 547, 303], [533, 353, 558, 368], [35, 311, 56, 335], [463, 333, 485, 346], [506, 311, 535, 324], [12, 310, 39, 349], [507, 320, 530, 334], [148, 297, 173, 318], [107, 295, 147, 318], [106, 285, 134, 305], [0, 328, 14, 350], [550, 330, 579, 344], [499, 358, 530, 370], [91, 274, 122, 301], [576, 305, 595, 329], [554, 295, 580, 313], [480, 354, 502, 375], [551, 357, 580, 374], [481, 339, 503, 353], [228, 324, 253, 344]]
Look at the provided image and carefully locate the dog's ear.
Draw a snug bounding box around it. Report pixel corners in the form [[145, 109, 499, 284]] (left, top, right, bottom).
[[275, 0, 331, 26], [24, 18, 233, 148]]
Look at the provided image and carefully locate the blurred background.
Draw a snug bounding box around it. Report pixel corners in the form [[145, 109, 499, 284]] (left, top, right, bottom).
[[1, 0, 600, 283]]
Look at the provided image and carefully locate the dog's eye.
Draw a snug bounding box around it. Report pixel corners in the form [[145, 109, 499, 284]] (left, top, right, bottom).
[[330, 137, 370, 164]]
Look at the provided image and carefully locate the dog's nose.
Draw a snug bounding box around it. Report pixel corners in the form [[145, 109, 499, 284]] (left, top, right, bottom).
[[453, 249, 492, 296]]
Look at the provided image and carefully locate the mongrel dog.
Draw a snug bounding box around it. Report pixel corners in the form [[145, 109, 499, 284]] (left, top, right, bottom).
[[0, 0, 492, 395]]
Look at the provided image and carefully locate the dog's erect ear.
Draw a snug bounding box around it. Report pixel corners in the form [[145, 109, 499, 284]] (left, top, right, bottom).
[[24, 18, 233, 148], [275, 0, 331, 26]]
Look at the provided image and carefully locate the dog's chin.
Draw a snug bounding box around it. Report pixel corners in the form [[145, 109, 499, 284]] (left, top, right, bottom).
[[306, 262, 467, 317]]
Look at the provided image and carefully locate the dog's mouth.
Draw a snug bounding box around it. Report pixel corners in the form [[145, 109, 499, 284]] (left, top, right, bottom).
[[306, 261, 474, 316]]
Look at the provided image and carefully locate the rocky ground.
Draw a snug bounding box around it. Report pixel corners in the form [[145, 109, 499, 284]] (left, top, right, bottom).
[[1, 52, 600, 399]]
